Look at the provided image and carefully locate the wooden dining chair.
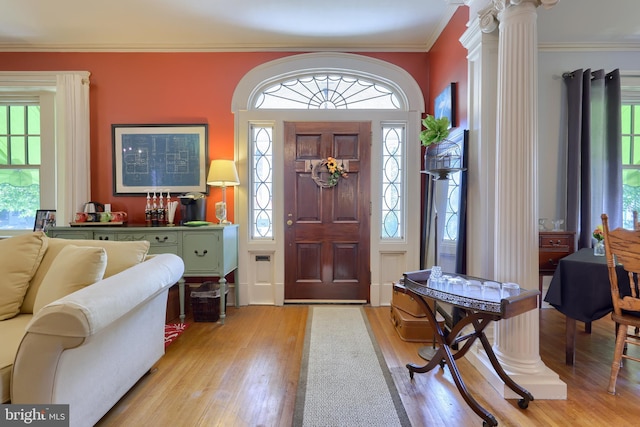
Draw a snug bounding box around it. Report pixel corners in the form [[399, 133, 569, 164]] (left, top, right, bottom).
[[601, 213, 640, 394]]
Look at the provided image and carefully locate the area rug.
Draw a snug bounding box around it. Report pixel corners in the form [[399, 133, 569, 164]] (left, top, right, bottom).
[[164, 323, 189, 348], [293, 306, 411, 427]]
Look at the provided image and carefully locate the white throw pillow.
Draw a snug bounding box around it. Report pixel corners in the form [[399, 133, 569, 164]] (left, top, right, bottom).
[[0, 232, 48, 320], [33, 245, 108, 313], [23, 237, 150, 313]]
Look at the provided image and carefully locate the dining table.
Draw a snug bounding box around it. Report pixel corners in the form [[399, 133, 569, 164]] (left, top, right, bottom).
[[543, 247, 629, 365]]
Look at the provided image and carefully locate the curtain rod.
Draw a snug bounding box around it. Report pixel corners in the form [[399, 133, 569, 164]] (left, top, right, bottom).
[[562, 70, 597, 79], [562, 70, 618, 80]]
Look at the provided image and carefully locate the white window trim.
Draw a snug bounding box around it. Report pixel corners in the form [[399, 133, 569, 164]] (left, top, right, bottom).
[[0, 71, 91, 235]]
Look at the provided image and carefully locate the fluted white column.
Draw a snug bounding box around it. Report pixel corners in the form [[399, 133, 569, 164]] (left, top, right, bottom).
[[493, 0, 542, 368], [462, 0, 566, 399]]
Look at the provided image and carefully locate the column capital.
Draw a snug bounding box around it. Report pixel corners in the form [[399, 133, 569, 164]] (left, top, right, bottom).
[[478, 0, 559, 33]]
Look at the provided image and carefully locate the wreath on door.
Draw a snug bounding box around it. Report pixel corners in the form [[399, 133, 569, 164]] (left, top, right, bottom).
[[311, 157, 348, 188]]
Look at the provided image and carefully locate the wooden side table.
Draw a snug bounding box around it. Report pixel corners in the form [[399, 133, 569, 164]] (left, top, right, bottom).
[[399, 270, 539, 426], [538, 230, 576, 307]]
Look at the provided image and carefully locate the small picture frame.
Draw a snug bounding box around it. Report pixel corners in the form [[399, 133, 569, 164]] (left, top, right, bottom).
[[435, 82, 457, 128], [34, 210, 56, 232]]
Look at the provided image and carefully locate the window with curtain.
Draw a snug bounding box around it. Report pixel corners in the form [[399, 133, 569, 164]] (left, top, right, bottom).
[[0, 72, 90, 234]]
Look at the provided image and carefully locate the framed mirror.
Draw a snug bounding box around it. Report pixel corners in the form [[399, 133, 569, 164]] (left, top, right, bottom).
[[421, 128, 468, 274]]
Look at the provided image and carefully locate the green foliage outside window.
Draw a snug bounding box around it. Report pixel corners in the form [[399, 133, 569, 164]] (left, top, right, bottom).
[[621, 104, 640, 228], [0, 104, 41, 229]]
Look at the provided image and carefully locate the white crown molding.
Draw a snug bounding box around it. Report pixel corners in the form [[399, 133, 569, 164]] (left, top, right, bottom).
[[0, 42, 433, 53], [538, 42, 640, 52]]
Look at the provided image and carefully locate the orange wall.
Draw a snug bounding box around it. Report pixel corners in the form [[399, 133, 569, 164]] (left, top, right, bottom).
[[428, 6, 469, 128], [0, 8, 469, 226], [421, 6, 470, 258], [0, 51, 430, 224]]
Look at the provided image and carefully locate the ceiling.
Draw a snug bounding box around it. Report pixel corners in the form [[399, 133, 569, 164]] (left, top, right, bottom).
[[0, 0, 638, 52]]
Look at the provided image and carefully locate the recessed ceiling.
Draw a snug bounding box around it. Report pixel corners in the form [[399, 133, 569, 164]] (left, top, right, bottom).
[[0, 0, 638, 52], [0, 0, 460, 52]]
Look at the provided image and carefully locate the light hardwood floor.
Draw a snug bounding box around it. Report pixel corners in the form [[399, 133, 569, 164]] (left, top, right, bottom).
[[96, 306, 639, 427]]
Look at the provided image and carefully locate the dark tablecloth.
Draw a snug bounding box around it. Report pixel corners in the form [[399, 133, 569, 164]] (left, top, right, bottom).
[[544, 248, 628, 323]]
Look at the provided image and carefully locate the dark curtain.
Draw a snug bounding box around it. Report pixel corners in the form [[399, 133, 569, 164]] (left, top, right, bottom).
[[564, 68, 622, 249]]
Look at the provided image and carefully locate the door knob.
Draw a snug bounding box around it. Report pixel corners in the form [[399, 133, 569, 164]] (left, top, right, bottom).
[[287, 220, 293, 226]]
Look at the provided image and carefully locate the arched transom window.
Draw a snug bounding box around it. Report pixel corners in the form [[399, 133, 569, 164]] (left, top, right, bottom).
[[254, 74, 402, 110]]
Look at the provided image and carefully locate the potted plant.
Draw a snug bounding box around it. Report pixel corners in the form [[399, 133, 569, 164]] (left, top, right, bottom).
[[420, 115, 460, 178], [420, 114, 450, 146]]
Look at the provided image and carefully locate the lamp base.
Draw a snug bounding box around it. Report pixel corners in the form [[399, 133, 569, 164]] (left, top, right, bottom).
[[215, 201, 227, 224]]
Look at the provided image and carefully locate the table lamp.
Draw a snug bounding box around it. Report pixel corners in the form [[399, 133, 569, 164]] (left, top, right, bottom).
[[207, 159, 240, 224]]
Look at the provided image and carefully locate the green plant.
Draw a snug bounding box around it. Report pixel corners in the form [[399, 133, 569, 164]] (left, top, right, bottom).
[[419, 114, 450, 146]]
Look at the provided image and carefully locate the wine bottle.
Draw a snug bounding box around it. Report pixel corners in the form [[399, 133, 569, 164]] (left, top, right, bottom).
[[158, 192, 165, 224], [151, 192, 158, 226], [145, 192, 152, 226]]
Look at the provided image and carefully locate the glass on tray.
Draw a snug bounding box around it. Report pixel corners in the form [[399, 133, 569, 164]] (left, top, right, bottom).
[[424, 271, 522, 302]]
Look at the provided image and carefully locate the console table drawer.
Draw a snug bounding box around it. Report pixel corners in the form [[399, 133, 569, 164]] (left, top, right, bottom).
[[49, 230, 93, 240], [183, 233, 220, 274], [539, 251, 568, 273], [538, 231, 576, 307], [538, 231, 575, 274], [118, 231, 179, 246], [539, 234, 573, 249], [94, 232, 117, 241]]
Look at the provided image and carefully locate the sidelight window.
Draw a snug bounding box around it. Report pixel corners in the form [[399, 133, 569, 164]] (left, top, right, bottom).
[[381, 124, 404, 239], [251, 124, 274, 238]]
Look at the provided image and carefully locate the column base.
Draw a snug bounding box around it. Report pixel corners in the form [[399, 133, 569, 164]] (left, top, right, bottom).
[[466, 348, 567, 400]]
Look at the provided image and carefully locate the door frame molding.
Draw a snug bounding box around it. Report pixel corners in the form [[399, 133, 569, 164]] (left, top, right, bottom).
[[232, 52, 425, 306]]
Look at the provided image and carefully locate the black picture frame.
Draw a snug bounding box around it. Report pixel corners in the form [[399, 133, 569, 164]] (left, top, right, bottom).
[[34, 209, 56, 232], [112, 124, 208, 195], [434, 82, 457, 128], [421, 128, 467, 273]]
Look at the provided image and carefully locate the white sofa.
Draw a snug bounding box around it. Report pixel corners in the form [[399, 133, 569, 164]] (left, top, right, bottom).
[[0, 232, 185, 427]]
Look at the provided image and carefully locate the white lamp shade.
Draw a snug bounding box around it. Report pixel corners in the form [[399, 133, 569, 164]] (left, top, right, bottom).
[[207, 159, 240, 187]]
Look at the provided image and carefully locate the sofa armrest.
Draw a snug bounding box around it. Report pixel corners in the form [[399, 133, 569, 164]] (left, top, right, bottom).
[[11, 253, 184, 407], [26, 253, 184, 338]]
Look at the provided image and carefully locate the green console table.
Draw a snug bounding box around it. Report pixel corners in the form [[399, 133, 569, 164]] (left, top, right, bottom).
[[48, 224, 239, 324]]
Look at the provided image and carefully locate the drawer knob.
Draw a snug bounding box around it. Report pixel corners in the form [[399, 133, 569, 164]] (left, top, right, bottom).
[[548, 258, 558, 266], [194, 249, 208, 257], [155, 236, 169, 242]]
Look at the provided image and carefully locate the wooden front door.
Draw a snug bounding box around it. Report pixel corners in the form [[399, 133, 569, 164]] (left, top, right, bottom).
[[284, 121, 371, 301]]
